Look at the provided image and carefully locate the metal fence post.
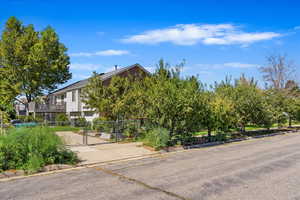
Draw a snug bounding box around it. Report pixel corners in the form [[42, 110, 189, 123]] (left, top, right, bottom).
[[0, 112, 3, 135], [83, 128, 88, 145], [115, 119, 118, 143]]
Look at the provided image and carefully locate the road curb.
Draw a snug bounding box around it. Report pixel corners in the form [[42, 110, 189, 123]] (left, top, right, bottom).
[[0, 153, 161, 182], [184, 130, 297, 149]]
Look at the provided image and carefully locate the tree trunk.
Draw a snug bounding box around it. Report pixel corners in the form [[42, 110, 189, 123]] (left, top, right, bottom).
[[25, 93, 32, 116], [288, 117, 292, 128], [240, 124, 245, 133], [25, 103, 29, 116], [208, 127, 212, 142]]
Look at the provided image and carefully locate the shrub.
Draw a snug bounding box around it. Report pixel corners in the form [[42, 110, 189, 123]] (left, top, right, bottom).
[[55, 114, 69, 126], [34, 115, 44, 123], [123, 123, 138, 138], [0, 127, 78, 173], [92, 117, 112, 132], [18, 115, 35, 122], [143, 127, 170, 150], [17, 115, 43, 123], [73, 117, 88, 127]]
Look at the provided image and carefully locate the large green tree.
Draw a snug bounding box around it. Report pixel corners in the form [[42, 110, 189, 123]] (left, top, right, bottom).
[[138, 59, 203, 138], [0, 16, 71, 111], [0, 69, 19, 122], [199, 91, 236, 137], [215, 75, 273, 132]]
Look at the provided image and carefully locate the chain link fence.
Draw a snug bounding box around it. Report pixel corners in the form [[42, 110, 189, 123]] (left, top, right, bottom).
[[10, 119, 147, 146]]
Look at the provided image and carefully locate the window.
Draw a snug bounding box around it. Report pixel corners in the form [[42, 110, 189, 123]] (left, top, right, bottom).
[[53, 96, 57, 104], [72, 91, 76, 102], [84, 111, 94, 117], [78, 89, 81, 101]]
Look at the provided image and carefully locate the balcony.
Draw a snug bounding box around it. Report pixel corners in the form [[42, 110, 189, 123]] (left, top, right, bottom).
[[29, 102, 66, 113]]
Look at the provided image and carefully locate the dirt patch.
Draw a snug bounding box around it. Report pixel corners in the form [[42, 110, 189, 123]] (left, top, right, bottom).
[[0, 170, 25, 179], [0, 164, 74, 180]]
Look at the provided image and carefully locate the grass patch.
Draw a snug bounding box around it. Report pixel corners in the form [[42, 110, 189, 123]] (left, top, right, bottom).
[[48, 126, 81, 132], [193, 130, 209, 136], [0, 126, 78, 173], [143, 127, 169, 150], [245, 125, 265, 131]]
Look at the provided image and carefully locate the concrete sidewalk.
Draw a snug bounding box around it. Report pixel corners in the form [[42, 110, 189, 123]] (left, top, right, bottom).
[[56, 131, 105, 146], [56, 131, 154, 165]]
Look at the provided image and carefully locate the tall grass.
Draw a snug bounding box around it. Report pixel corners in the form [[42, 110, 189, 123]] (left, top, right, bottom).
[[143, 127, 170, 150], [0, 127, 78, 173]]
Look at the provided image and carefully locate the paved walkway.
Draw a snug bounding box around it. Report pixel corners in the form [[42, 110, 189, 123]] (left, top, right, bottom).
[[56, 131, 154, 165]]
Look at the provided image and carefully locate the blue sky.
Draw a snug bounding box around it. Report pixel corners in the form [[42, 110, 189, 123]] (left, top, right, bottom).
[[1, 0, 300, 86]]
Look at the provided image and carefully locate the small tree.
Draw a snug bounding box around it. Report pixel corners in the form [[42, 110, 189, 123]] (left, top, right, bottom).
[[214, 75, 273, 132], [82, 72, 132, 121], [137, 59, 204, 140], [260, 54, 295, 90]]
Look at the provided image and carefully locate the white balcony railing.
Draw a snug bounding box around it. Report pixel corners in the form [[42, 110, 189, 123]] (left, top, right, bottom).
[[29, 102, 66, 113]]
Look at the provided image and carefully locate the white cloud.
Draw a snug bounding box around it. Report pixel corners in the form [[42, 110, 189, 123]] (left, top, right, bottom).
[[197, 70, 212, 75], [294, 26, 300, 30], [96, 31, 105, 36], [72, 74, 90, 80], [197, 62, 258, 69], [223, 62, 259, 68], [122, 24, 281, 46], [70, 49, 130, 57], [145, 67, 155, 73], [96, 50, 130, 56], [70, 63, 102, 71]]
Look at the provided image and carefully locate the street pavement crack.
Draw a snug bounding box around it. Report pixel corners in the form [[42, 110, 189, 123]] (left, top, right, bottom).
[[93, 166, 190, 200]]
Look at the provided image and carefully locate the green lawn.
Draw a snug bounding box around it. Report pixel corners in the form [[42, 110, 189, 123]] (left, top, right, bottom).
[[48, 126, 81, 132], [193, 122, 300, 136], [193, 130, 209, 136]]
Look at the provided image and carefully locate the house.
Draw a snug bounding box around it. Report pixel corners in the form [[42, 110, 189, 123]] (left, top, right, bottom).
[[28, 64, 150, 122], [15, 98, 28, 116]]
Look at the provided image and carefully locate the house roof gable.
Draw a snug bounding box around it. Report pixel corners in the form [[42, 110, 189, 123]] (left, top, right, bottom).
[[51, 63, 150, 95]]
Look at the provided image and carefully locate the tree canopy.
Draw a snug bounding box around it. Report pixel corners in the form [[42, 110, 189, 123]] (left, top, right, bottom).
[[83, 57, 300, 142], [0, 16, 71, 107]]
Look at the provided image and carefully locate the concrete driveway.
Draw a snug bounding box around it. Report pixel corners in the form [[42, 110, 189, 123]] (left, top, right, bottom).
[[2, 131, 300, 200], [56, 131, 154, 165]]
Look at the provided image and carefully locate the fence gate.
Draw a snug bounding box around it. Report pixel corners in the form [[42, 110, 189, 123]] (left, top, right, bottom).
[[80, 119, 142, 146]]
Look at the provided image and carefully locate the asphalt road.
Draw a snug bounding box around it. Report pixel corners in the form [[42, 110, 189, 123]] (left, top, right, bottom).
[[2, 132, 300, 200]]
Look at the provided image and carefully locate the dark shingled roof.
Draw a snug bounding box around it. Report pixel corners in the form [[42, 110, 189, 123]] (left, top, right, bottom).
[[51, 63, 149, 95]]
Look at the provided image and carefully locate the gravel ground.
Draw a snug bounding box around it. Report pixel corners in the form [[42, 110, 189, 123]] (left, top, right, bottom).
[[1, 132, 300, 200]]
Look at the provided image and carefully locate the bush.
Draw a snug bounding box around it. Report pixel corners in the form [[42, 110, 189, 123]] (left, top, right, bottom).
[[34, 115, 44, 123], [18, 115, 34, 122], [55, 114, 69, 126], [123, 122, 139, 138], [0, 127, 78, 173], [92, 117, 112, 133], [73, 117, 88, 127], [143, 127, 170, 150], [17, 115, 43, 123]]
